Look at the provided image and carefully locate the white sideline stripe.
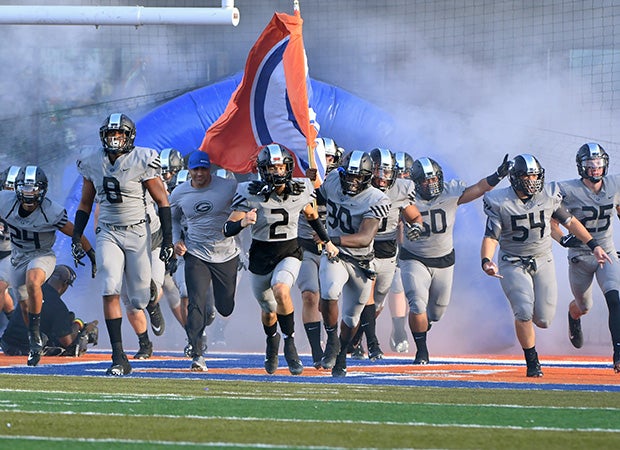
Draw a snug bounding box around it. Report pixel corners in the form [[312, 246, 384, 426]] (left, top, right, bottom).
[[0, 388, 619, 411], [0, 435, 346, 449], [1, 408, 619, 433]]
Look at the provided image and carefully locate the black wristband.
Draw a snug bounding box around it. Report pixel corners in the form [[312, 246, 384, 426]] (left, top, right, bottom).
[[158, 206, 173, 246], [481, 257, 491, 269], [331, 236, 341, 246], [586, 239, 600, 251], [486, 172, 501, 187], [308, 218, 330, 243], [223, 220, 243, 237], [72, 209, 90, 242]]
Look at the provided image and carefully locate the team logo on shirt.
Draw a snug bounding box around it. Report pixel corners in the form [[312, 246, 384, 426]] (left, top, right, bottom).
[[194, 201, 214, 214]]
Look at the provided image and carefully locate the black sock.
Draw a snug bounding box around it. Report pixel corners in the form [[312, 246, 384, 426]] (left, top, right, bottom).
[[523, 346, 538, 362], [304, 321, 323, 360], [263, 322, 278, 337], [605, 290, 620, 348], [137, 331, 150, 346], [413, 331, 428, 353], [361, 304, 378, 347], [27, 313, 41, 336], [105, 318, 123, 355], [277, 312, 295, 339]]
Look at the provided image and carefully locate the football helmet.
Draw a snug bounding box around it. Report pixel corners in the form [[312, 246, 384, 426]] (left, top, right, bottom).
[[370, 147, 397, 191], [256, 143, 294, 187], [99, 113, 136, 154], [576, 142, 608, 182], [394, 152, 414, 179], [214, 168, 235, 180], [1, 165, 20, 190], [160, 148, 184, 177], [168, 169, 191, 192], [316, 137, 343, 173], [411, 157, 444, 200], [15, 165, 48, 205], [339, 150, 373, 196], [509, 154, 545, 197]]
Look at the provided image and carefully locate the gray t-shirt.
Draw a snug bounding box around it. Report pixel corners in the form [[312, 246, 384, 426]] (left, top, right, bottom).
[[170, 176, 239, 263]]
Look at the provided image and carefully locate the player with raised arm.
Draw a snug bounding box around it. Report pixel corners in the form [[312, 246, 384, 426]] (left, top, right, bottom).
[[223, 143, 337, 376], [71, 113, 174, 376], [481, 153, 611, 377]]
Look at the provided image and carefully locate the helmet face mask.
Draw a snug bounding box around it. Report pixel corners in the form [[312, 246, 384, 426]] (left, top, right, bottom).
[[509, 154, 545, 197], [394, 152, 414, 179], [339, 150, 373, 196], [370, 148, 396, 191], [257, 144, 294, 187], [16, 165, 48, 206], [576, 143, 608, 183], [100, 113, 136, 155], [411, 157, 444, 200]]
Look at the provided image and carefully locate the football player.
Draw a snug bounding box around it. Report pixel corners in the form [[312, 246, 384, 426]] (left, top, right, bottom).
[[0, 166, 20, 321], [71, 113, 174, 376], [552, 143, 620, 373], [481, 153, 611, 377], [224, 143, 337, 376], [0, 165, 95, 366]]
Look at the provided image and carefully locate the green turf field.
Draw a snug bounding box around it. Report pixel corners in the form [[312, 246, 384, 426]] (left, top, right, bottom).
[[0, 374, 618, 449]]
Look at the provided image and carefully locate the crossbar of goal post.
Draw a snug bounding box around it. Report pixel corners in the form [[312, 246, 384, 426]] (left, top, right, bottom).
[[0, 2, 240, 27]]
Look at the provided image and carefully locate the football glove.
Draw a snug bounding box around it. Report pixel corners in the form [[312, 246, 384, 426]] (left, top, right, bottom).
[[405, 222, 424, 241], [165, 257, 178, 275], [159, 243, 174, 265], [71, 241, 86, 267], [285, 180, 306, 196], [86, 248, 97, 278], [248, 180, 272, 196], [495, 153, 511, 178]]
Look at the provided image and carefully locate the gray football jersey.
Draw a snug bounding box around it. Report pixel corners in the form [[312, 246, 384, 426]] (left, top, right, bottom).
[[76, 146, 160, 226], [483, 182, 565, 257], [556, 174, 620, 254], [232, 178, 315, 242], [170, 176, 239, 263], [145, 190, 161, 233], [319, 170, 391, 258], [376, 178, 416, 242], [297, 191, 326, 240], [399, 179, 467, 258], [0, 191, 67, 256]]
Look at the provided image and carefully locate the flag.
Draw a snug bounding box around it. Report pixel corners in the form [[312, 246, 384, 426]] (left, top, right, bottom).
[[200, 9, 324, 182]]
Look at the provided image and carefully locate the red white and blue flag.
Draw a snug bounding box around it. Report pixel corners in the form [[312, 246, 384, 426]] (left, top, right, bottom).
[[200, 9, 324, 183]]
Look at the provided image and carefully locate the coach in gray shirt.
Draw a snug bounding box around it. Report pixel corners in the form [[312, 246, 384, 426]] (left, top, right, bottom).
[[170, 150, 240, 372]]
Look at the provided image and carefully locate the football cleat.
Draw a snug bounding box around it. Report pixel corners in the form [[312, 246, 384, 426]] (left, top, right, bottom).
[[349, 342, 367, 360], [283, 337, 303, 375], [191, 355, 208, 372], [321, 331, 341, 369], [368, 342, 384, 362], [106, 353, 132, 376], [146, 300, 165, 336], [413, 350, 429, 365], [568, 311, 583, 349], [331, 351, 347, 378], [264, 332, 281, 374], [27, 333, 43, 367], [390, 333, 410, 353], [133, 341, 153, 360], [526, 354, 544, 378]]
